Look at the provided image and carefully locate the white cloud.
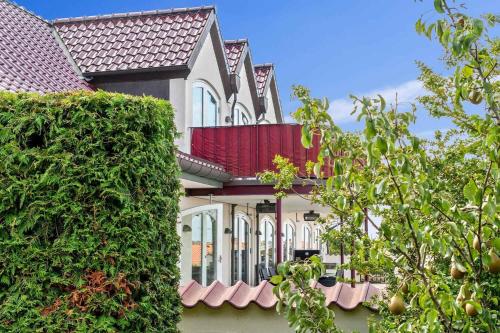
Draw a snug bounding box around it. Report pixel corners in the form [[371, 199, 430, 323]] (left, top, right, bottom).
[[329, 80, 425, 124]]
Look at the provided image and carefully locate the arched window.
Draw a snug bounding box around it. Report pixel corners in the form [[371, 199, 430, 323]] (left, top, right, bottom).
[[283, 222, 296, 262], [259, 216, 275, 270], [232, 213, 251, 283], [234, 104, 251, 125], [314, 227, 322, 250], [180, 204, 222, 286], [193, 82, 219, 127], [303, 225, 312, 249]]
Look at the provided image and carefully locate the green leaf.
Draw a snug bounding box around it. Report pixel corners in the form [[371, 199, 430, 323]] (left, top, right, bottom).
[[434, 0, 445, 14], [462, 66, 473, 78], [375, 136, 388, 155], [301, 126, 312, 148], [365, 119, 377, 140], [270, 275, 283, 285], [463, 180, 478, 203]]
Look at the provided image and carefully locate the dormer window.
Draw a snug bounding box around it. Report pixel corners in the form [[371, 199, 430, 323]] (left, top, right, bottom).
[[234, 104, 251, 125], [193, 82, 219, 127]]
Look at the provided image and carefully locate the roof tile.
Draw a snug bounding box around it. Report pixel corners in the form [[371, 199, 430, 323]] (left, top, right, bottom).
[[54, 7, 212, 74], [0, 1, 91, 92], [254, 64, 273, 97], [224, 40, 247, 74], [180, 280, 381, 310]]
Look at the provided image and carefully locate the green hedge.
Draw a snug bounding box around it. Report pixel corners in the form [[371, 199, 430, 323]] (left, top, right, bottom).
[[0, 91, 181, 332]]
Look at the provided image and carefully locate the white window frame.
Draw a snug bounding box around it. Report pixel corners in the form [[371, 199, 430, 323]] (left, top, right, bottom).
[[234, 103, 252, 125], [192, 81, 220, 127], [233, 212, 251, 283], [283, 221, 296, 262], [314, 227, 322, 250], [303, 224, 312, 249], [259, 216, 275, 270], [179, 204, 223, 285]]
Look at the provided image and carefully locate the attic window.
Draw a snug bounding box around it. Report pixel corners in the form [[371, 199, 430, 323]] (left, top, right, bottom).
[[193, 82, 219, 127], [234, 104, 251, 125]]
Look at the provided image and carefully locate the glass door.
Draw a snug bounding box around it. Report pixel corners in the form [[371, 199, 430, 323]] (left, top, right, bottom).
[[283, 223, 296, 261], [232, 214, 250, 283], [181, 208, 218, 286], [259, 217, 275, 270]]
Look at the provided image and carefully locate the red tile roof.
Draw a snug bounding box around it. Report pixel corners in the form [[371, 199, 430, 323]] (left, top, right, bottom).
[[224, 40, 247, 73], [254, 64, 273, 97], [53, 7, 214, 74], [179, 280, 381, 311], [0, 1, 91, 92]]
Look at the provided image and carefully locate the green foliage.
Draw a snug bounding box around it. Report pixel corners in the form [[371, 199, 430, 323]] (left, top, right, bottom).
[[0, 91, 182, 332], [261, 1, 499, 332], [273, 256, 341, 333]]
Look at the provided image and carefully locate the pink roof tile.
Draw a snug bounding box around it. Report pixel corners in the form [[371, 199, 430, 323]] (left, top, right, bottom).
[[54, 7, 213, 74], [224, 40, 247, 73], [179, 280, 381, 311], [254, 64, 273, 97], [0, 1, 91, 92]]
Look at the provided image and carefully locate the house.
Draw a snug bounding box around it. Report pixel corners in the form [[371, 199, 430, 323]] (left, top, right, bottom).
[[0, 1, 380, 331]]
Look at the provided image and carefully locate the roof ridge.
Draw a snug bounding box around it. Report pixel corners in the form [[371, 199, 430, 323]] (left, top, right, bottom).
[[224, 39, 248, 44], [3, 0, 49, 24], [52, 5, 215, 24], [254, 63, 274, 68]]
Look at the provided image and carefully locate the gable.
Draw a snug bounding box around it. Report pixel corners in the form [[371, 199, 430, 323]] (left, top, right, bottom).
[[54, 7, 214, 75]]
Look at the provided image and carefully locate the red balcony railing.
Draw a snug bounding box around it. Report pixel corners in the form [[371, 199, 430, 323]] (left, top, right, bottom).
[[191, 124, 333, 178]]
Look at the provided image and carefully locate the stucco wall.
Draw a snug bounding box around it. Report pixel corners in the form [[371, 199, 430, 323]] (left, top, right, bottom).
[[179, 303, 376, 333], [262, 86, 277, 123], [170, 29, 231, 152], [229, 57, 256, 124]]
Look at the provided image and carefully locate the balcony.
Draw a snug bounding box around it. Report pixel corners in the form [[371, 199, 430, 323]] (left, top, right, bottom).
[[190, 124, 332, 178]]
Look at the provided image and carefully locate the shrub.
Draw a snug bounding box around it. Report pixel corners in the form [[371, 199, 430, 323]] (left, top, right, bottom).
[[0, 91, 181, 332]]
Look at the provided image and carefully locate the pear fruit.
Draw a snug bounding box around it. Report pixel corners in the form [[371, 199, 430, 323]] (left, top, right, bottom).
[[465, 303, 478, 316], [488, 249, 500, 274], [389, 294, 405, 315], [468, 90, 483, 105], [473, 235, 481, 251], [450, 264, 465, 279], [400, 282, 409, 294]]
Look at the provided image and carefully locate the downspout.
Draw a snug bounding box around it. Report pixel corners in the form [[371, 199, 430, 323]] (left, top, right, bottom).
[[230, 204, 236, 284], [231, 92, 238, 125], [229, 73, 240, 125], [255, 212, 260, 282]]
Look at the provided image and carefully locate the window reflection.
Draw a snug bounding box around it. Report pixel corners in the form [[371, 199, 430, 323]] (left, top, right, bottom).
[[283, 223, 295, 261], [303, 225, 312, 249], [181, 209, 217, 286], [192, 83, 219, 127], [259, 217, 275, 270], [232, 214, 250, 283]]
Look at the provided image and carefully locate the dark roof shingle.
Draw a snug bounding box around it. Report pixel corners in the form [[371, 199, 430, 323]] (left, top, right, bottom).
[[0, 0, 91, 92], [224, 40, 246, 73], [54, 7, 214, 74], [254, 64, 273, 97]]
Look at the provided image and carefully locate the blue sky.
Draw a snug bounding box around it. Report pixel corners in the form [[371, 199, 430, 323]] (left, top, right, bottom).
[[16, 0, 497, 136]]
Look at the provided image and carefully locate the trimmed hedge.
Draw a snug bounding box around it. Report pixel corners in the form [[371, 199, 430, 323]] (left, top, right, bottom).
[[0, 91, 181, 332]]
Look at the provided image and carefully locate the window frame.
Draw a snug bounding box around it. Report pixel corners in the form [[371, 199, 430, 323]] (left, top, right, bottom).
[[234, 103, 252, 125], [192, 81, 220, 127], [259, 216, 275, 270], [303, 224, 312, 249], [283, 221, 296, 262], [232, 212, 251, 284]]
